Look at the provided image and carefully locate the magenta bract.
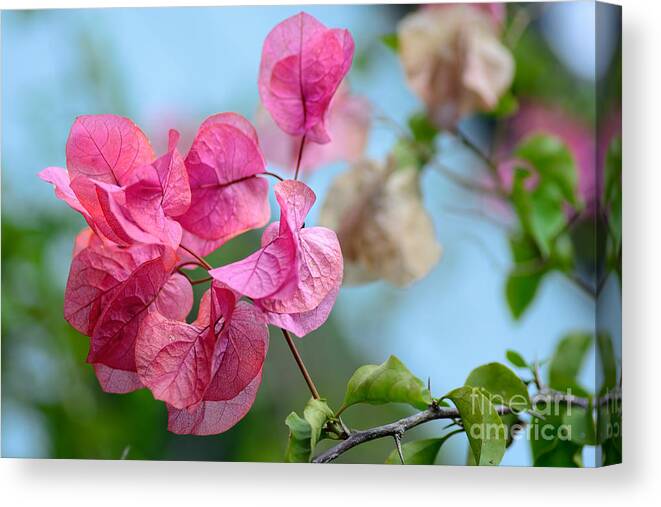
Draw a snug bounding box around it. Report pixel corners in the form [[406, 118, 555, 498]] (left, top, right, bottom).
[[66, 114, 155, 185], [136, 283, 268, 421], [40, 13, 348, 435], [211, 180, 343, 336], [258, 12, 354, 144], [176, 113, 270, 249], [87, 258, 193, 372]]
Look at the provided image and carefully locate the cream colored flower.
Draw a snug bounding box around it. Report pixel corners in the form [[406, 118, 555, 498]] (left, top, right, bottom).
[[319, 159, 442, 287], [397, 5, 514, 127]]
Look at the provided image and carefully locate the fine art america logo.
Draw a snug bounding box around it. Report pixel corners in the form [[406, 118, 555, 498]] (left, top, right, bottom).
[[465, 387, 621, 442]]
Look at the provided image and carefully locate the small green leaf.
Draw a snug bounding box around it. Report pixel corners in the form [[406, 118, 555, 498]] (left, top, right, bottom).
[[381, 33, 399, 52], [506, 349, 528, 368], [529, 184, 567, 256], [597, 332, 617, 394], [465, 362, 530, 411], [443, 386, 507, 466], [303, 399, 335, 450], [342, 356, 432, 411], [510, 168, 567, 257], [515, 134, 580, 207], [549, 333, 592, 397], [385, 431, 461, 465], [512, 136, 581, 257], [284, 413, 312, 463], [603, 137, 622, 246], [505, 267, 544, 319], [490, 92, 519, 118], [505, 233, 548, 318], [408, 112, 438, 146], [391, 138, 423, 170], [550, 233, 574, 272], [284, 398, 334, 463]]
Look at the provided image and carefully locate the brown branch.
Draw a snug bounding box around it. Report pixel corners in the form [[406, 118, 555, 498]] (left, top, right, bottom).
[[312, 392, 600, 464]]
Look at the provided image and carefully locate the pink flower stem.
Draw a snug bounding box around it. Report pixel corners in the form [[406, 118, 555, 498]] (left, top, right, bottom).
[[293, 135, 306, 181], [281, 328, 320, 400], [179, 244, 212, 271]]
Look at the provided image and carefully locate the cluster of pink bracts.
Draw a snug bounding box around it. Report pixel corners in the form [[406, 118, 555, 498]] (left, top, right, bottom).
[[38, 12, 351, 435]]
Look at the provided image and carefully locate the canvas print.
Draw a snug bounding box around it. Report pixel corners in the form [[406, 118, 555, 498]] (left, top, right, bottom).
[[1, 2, 621, 467]]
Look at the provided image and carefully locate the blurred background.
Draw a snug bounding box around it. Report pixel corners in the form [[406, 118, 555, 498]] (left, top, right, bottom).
[[1, 3, 621, 465]]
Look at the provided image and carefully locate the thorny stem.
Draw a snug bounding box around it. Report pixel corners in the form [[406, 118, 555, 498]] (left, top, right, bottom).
[[393, 433, 405, 464], [312, 391, 614, 463], [191, 276, 213, 286], [281, 328, 321, 400], [179, 244, 212, 270], [293, 135, 307, 181]]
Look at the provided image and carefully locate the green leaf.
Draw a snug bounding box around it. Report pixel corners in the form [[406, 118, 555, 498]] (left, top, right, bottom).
[[342, 356, 432, 411], [510, 231, 541, 264], [533, 439, 582, 467], [500, 412, 524, 448], [511, 168, 567, 257], [548, 333, 592, 397], [513, 181, 564, 257], [515, 134, 580, 207], [512, 136, 581, 257], [563, 406, 596, 446], [506, 268, 544, 319], [597, 332, 617, 394], [385, 431, 461, 465], [490, 91, 519, 118], [284, 413, 313, 463], [284, 398, 335, 463], [443, 386, 507, 466], [391, 138, 425, 171], [465, 362, 531, 411], [381, 33, 399, 53], [529, 184, 567, 256], [408, 112, 438, 146], [550, 233, 574, 272], [505, 233, 547, 318], [304, 399, 335, 450], [603, 137, 622, 244], [529, 402, 583, 466], [597, 398, 622, 465], [506, 350, 528, 368]]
